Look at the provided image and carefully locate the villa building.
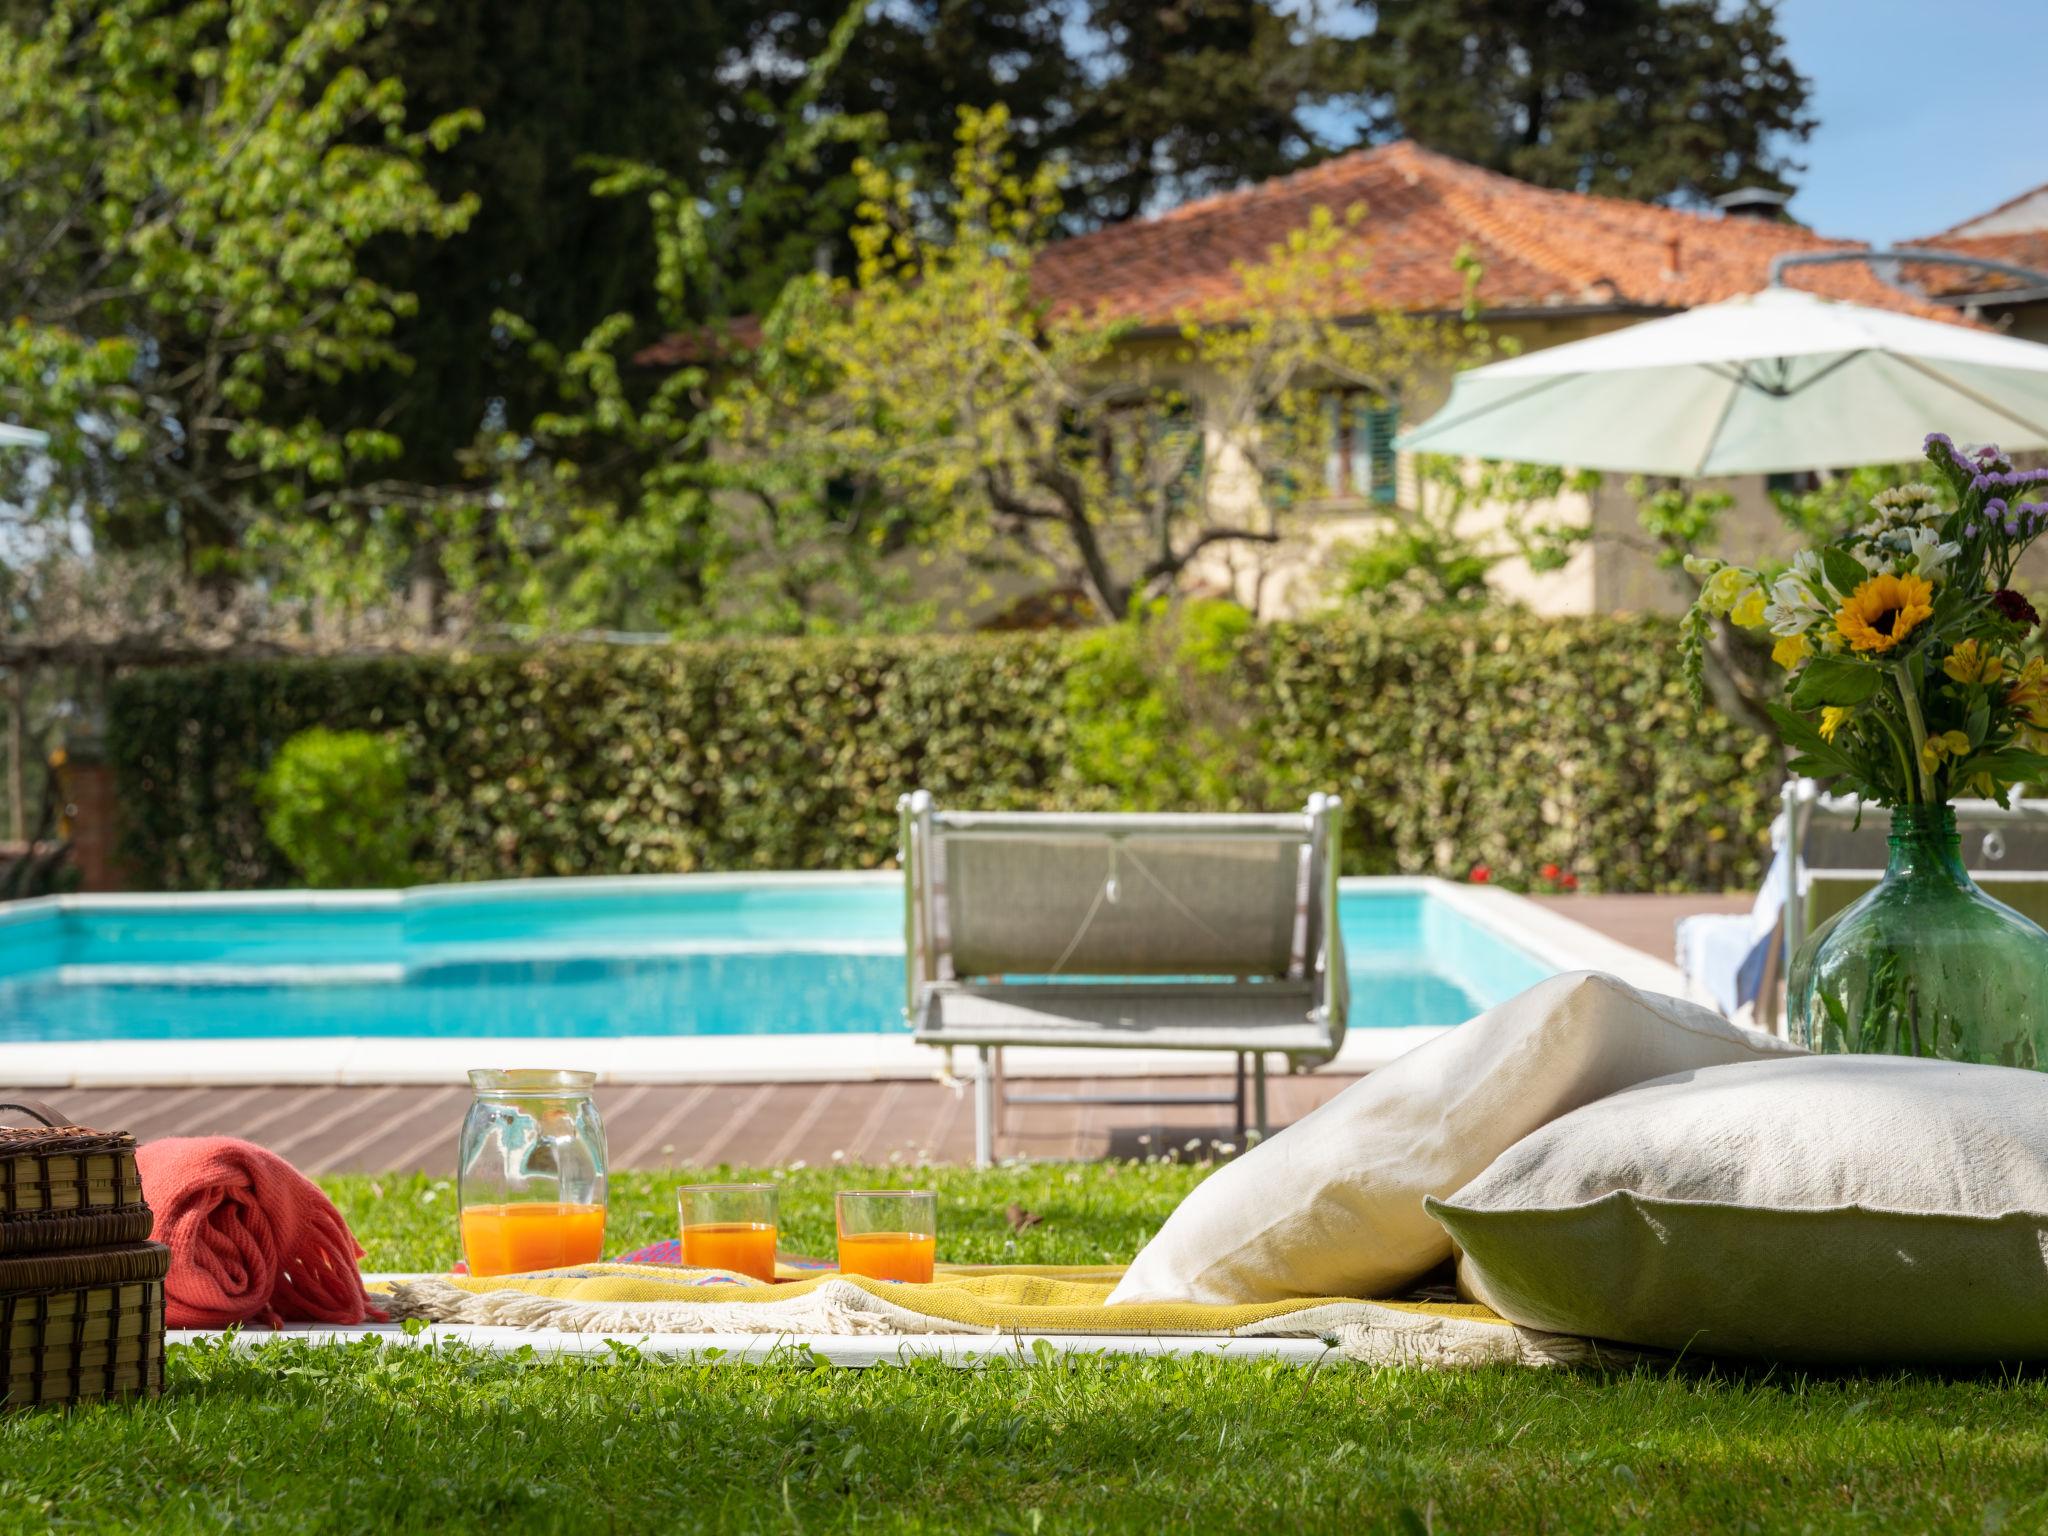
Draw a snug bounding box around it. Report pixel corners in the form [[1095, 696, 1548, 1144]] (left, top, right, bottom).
[[650, 143, 2021, 622]]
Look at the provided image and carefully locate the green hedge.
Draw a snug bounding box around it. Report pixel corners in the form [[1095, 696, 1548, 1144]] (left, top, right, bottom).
[[108, 616, 1778, 893]]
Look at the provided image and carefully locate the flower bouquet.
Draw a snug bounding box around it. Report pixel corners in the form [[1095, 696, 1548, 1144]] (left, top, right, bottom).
[[1685, 433, 2048, 1064]]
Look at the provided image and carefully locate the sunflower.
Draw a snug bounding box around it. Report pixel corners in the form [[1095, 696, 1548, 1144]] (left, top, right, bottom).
[[1834, 573, 1934, 653]]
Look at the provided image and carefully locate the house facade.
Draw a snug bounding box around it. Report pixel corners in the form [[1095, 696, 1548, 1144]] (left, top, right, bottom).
[[648, 143, 2020, 625], [1027, 142, 1984, 620]]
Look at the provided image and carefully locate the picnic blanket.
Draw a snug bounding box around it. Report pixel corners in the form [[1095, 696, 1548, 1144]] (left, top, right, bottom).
[[378, 1262, 1624, 1368]]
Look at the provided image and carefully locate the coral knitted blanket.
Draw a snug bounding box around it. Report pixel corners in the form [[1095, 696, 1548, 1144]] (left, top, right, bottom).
[[137, 1137, 384, 1328]]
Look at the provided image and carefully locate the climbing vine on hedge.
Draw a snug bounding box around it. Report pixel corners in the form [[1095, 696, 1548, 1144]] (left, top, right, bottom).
[[108, 616, 1777, 894]]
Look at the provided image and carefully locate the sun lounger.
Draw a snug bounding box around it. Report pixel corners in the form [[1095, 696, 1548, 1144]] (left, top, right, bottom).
[[898, 793, 1347, 1165], [1678, 780, 2048, 1026]]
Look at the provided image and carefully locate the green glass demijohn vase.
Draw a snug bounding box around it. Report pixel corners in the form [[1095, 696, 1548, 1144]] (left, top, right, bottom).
[[1787, 803, 2048, 1067]]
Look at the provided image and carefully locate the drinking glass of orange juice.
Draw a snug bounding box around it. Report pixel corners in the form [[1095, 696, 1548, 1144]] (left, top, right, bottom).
[[835, 1190, 937, 1283], [457, 1069, 608, 1278], [679, 1183, 780, 1281]]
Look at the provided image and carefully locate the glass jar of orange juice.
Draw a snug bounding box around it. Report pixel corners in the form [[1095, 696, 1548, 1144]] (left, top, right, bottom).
[[457, 1069, 608, 1277]]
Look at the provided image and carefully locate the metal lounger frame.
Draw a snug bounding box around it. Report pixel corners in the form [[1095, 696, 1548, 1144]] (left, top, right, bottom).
[[899, 791, 1346, 1166]]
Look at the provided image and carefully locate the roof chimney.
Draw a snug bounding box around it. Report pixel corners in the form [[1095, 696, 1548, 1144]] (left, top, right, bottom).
[[1714, 187, 1792, 222]]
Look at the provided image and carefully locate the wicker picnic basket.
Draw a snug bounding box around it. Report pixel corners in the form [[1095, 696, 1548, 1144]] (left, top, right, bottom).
[[1, 1098, 154, 1255], [1, 1099, 167, 1408]]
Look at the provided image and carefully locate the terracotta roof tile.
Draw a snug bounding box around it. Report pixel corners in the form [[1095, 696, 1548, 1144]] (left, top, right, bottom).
[[636, 142, 1972, 366], [1032, 141, 1963, 326]]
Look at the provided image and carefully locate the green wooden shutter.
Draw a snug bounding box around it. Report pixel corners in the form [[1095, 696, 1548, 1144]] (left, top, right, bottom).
[[1366, 403, 1400, 505]]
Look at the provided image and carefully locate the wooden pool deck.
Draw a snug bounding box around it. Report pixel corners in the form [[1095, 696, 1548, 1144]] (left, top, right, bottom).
[[16, 892, 1744, 1171]]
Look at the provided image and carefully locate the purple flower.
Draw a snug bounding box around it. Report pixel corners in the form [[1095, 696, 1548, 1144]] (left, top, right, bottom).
[[2008, 521, 2021, 535], [1971, 470, 2048, 494], [1988, 498, 2009, 515], [1967, 523, 1981, 537], [1926, 432, 1955, 450]]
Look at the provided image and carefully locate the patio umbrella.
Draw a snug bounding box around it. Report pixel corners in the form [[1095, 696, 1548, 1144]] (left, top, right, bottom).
[[0, 423, 43, 448], [1395, 286, 2048, 476]]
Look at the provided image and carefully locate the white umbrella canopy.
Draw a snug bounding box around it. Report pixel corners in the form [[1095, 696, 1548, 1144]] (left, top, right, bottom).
[[1396, 287, 2048, 477], [0, 423, 44, 448]]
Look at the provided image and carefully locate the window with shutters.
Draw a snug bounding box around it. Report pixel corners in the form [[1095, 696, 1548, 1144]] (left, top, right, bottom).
[[1322, 392, 1400, 504]]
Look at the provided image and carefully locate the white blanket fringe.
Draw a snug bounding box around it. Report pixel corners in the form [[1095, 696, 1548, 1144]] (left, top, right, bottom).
[[383, 1280, 1630, 1367], [383, 1277, 979, 1337], [1333, 1303, 1637, 1369]]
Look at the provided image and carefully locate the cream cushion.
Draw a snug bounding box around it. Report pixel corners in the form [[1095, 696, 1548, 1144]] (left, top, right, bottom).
[[1430, 1055, 2048, 1364], [1107, 971, 1800, 1305]]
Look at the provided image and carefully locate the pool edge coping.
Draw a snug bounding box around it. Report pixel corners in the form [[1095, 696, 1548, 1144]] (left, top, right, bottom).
[[0, 874, 1687, 1087]]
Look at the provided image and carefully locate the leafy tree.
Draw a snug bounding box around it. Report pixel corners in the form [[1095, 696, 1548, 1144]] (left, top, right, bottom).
[[1062, 0, 1368, 224], [705, 0, 1083, 297], [320, 0, 736, 485], [400, 1, 890, 636], [707, 107, 1492, 624], [1353, 0, 1815, 204], [0, 0, 477, 564]]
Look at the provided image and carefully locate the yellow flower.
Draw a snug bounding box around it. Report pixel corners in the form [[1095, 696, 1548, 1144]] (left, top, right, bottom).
[[1921, 729, 1973, 773], [1818, 706, 1853, 743], [1834, 573, 1934, 653], [2008, 656, 2048, 719], [1942, 639, 2005, 685], [1771, 633, 1812, 670], [1730, 589, 1768, 628], [1700, 565, 1749, 616]]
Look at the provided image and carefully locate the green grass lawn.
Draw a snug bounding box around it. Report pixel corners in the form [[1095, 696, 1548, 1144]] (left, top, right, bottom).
[[8, 1161, 2048, 1534]]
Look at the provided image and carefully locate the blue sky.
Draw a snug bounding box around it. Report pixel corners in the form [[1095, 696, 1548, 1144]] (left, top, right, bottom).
[[1779, 0, 2046, 243]]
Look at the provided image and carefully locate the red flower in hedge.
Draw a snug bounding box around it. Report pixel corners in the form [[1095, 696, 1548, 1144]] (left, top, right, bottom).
[[1468, 863, 1491, 884], [1561, 872, 1579, 890], [1991, 588, 2042, 629], [1540, 863, 1561, 882]]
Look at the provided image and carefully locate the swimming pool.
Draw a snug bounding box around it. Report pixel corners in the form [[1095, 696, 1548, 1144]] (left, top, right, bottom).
[[0, 875, 1557, 1044]]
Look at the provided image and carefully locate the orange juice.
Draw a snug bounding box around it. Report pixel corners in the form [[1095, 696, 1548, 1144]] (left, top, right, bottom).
[[682, 1221, 778, 1281], [460, 1202, 606, 1277], [836, 1230, 936, 1283]]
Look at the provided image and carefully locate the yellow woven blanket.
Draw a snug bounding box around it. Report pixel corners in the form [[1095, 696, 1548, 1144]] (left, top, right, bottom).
[[375, 1263, 1614, 1368]]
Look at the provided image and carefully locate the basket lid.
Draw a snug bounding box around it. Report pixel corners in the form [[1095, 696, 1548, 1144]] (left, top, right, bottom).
[[0, 1098, 150, 1252], [0, 1240, 170, 1295]]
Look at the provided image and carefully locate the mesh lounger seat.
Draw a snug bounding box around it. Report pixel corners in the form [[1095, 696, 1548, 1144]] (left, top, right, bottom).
[[899, 792, 1347, 1165]]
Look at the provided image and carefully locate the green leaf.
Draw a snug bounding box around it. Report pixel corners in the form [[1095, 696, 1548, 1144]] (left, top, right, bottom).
[[1967, 703, 1991, 747], [1821, 547, 1869, 597], [1764, 703, 1856, 773], [1789, 658, 1881, 709]]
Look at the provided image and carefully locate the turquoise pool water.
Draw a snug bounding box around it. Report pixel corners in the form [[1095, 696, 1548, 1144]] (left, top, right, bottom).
[[0, 880, 1554, 1043]]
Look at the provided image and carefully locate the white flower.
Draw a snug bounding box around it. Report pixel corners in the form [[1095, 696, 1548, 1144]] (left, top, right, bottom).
[[1868, 482, 1947, 528], [1765, 551, 1832, 636], [1898, 525, 1960, 581]]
